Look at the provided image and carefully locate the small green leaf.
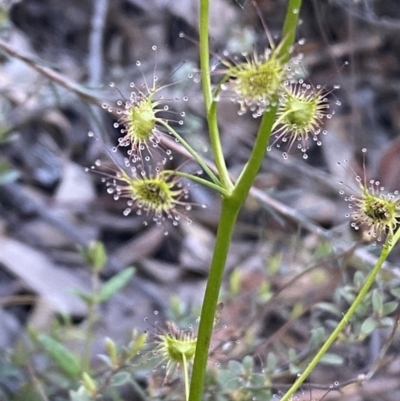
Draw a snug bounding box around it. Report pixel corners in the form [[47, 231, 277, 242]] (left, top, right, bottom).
[[360, 317, 377, 335], [71, 289, 94, 305], [110, 371, 131, 387], [288, 348, 301, 373], [320, 353, 344, 365], [105, 337, 118, 367], [380, 317, 394, 327], [127, 331, 147, 360], [355, 301, 368, 317], [242, 355, 254, 371], [338, 287, 355, 304], [250, 373, 266, 386], [217, 369, 241, 391], [98, 267, 135, 303], [37, 334, 80, 378], [309, 327, 325, 349], [382, 301, 398, 316], [266, 352, 277, 372], [390, 288, 400, 298], [82, 372, 97, 394], [313, 302, 341, 317], [82, 241, 107, 271], [97, 354, 113, 368], [372, 289, 383, 315], [353, 271, 365, 287], [227, 360, 243, 376]]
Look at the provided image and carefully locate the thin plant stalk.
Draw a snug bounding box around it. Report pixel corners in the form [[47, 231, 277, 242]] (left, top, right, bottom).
[[198, 0, 232, 190], [172, 170, 229, 196], [189, 1, 302, 400], [279, 227, 400, 401], [183, 353, 190, 401], [189, 197, 240, 401], [158, 120, 221, 186]]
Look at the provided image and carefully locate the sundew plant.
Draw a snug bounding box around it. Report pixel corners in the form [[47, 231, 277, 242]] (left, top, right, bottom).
[[91, 0, 400, 400]]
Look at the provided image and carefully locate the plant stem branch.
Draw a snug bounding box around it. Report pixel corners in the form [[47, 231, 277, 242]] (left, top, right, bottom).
[[198, 0, 232, 191], [279, 227, 400, 401], [159, 121, 221, 185], [171, 170, 228, 196]]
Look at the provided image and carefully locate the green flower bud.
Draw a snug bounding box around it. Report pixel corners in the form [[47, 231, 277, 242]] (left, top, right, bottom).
[[340, 149, 400, 244], [96, 161, 192, 232], [271, 80, 334, 159], [219, 44, 289, 117], [153, 321, 197, 381]]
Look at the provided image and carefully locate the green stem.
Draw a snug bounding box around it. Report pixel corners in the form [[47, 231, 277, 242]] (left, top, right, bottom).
[[198, 0, 212, 112], [279, 227, 400, 401], [182, 353, 190, 401], [190, 1, 303, 400], [188, 83, 279, 401], [189, 197, 240, 401], [208, 102, 233, 191], [234, 103, 278, 197], [159, 120, 221, 186], [172, 170, 229, 196], [198, 0, 232, 191], [279, 0, 302, 63]]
